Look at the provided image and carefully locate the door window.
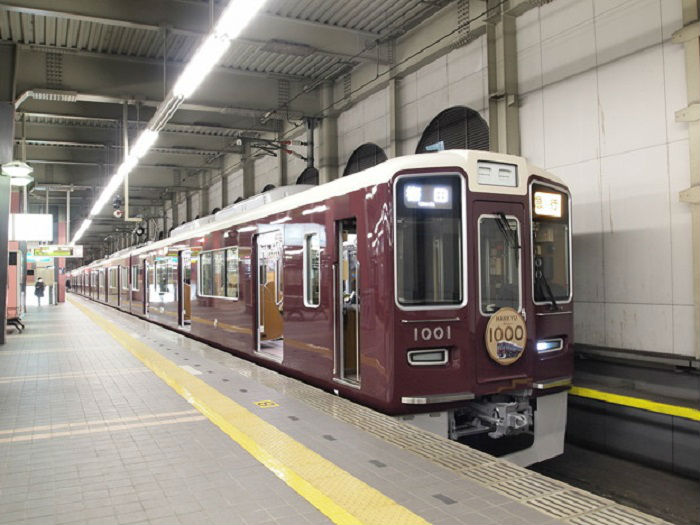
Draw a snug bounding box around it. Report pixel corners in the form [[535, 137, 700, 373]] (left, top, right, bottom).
[[479, 215, 521, 314]]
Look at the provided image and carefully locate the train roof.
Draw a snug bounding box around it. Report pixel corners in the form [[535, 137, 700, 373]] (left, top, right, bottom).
[[80, 150, 564, 269]]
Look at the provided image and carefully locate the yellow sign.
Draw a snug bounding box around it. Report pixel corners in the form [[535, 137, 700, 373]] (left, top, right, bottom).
[[31, 245, 83, 258], [254, 400, 279, 408], [534, 191, 562, 218], [484, 307, 527, 366]]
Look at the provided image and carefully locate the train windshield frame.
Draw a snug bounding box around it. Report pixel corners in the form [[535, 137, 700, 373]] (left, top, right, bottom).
[[394, 172, 466, 310], [530, 181, 572, 306]]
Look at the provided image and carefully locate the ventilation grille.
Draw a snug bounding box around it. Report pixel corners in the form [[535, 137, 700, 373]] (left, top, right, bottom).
[[416, 106, 489, 153], [343, 143, 388, 176]]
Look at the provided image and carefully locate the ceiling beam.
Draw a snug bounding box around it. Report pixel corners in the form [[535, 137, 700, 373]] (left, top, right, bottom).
[[0, 2, 378, 65]]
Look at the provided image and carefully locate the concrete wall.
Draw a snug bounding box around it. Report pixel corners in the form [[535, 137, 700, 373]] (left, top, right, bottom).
[[516, 0, 693, 357]]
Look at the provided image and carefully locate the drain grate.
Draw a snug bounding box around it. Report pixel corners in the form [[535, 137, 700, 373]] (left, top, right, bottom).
[[527, 490, 611, 519]]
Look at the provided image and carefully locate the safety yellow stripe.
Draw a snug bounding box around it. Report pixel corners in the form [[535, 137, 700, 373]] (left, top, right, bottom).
[[570, 386, 700, 422], [68, 297, 430, 525]]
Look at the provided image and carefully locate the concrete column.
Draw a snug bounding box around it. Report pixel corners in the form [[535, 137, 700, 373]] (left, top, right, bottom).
[[0, 44, 15, 344], [318, 82, 339, 184], [676, 0, 700, 356], [185, 191, 192, 222], [278, 131, 288, 186], [170, 192, 179, 228], [199, 171, 210, 216], [388, 79, 400, 158], [487, 2, 520, 155], [243, 143, 255, 198], [220, 158, 228, 208]]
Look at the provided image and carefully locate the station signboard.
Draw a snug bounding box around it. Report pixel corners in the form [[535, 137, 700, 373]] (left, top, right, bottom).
[[30, 245, 84, 258]]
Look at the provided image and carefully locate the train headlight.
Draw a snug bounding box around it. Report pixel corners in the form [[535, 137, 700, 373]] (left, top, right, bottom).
[[536, 338, 564, 353], [407, 348, 449, 366]]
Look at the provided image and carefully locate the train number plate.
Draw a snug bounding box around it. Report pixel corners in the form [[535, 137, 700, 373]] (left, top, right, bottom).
[[412, 326, 452, 342]]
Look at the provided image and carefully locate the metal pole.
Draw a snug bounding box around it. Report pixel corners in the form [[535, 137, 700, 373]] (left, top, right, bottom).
[[45, 187, 49, 213], [66, 189, 70, 242], [22, 186, 27, 212]]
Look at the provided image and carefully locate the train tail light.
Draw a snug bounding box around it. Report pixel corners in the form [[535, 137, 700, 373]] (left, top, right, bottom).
[[407, 348, 449, 366], [536, 338, 564, 353]]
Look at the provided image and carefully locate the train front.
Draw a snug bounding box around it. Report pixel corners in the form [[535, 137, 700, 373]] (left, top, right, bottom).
[[391, 151, 572, 465]]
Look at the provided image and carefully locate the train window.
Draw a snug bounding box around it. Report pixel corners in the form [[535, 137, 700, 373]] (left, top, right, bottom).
[[199, 252, 213, 296], [395, 174, 464, 307], [108, 267, 118, 292], [532, 185, 571, 305], [479, 215, 521, 314], [226, 248, 239, 298], [213, 251, 226, 296], [303, 233, 321, 307], [121, 266, 129, 290], [131, 265, 139, 291]]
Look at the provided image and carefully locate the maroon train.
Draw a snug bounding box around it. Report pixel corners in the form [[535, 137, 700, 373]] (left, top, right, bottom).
[[72, 150, 573, 464]]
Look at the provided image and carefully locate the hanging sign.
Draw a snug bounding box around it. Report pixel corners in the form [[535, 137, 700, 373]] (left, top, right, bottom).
[[31, 245, 84, 258]]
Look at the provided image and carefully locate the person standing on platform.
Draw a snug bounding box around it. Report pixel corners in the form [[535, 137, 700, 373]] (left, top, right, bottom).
[[34, 277, 45, 306]]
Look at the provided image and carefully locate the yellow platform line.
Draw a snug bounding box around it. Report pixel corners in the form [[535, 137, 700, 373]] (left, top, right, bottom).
[[570, 386, 700, 422], [68, 297, 430, 525]]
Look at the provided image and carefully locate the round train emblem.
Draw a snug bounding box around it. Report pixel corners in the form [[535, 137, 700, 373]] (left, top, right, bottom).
[[485, 307, 527, 366]]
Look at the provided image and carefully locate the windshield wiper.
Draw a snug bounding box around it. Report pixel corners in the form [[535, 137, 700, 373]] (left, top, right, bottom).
[[535, 266, 560, 310], [496, 212, 520, 249]]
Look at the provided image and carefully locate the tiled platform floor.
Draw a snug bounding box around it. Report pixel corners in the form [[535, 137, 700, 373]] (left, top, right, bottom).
[[0, 299, 661, 525]]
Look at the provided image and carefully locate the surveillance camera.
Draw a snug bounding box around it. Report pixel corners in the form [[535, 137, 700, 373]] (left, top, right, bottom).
[[235, 138, 243, 147], [113, 209, 123, 219]]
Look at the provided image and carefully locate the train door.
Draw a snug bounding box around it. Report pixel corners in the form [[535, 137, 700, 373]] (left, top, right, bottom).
[[254, 230, 284, 360], [143, 259, 149, 315], [334, 218, 360, 385], [474, 201, 530, 384], [179, 249, 192, 327]]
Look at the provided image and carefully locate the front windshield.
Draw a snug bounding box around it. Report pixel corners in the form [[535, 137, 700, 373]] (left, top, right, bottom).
[[395, 174, 463, 307]]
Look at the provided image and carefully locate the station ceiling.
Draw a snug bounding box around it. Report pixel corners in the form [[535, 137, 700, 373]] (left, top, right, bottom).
[[0, 0, 450, 241]]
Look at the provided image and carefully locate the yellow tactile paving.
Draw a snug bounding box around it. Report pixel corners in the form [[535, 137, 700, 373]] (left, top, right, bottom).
[[570, 385, 700, 422], [69, 297, 431, 525]]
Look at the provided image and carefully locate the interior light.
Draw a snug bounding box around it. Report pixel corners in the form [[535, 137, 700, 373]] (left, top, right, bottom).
[[405, 185, 422, 203], [534, 191, 563, 218]]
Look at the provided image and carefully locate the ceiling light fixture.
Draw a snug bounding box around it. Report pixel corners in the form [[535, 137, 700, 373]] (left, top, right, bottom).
[[71, 0, 266, 246]]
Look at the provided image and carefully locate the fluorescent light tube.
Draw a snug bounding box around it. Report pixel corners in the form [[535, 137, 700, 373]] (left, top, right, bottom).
[[173, 34, 231, 98], [215, 0, 266, 39]]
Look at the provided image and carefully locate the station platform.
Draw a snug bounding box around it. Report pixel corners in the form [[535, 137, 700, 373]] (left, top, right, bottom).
[[1, 297, 666, 525]]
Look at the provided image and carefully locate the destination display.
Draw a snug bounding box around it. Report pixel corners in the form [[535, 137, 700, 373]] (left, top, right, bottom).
[[533, 191, 563, 218], [403, 183, 453, 209]]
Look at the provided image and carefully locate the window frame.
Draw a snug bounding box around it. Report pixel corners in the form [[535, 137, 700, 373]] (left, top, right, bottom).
[[225, 247, 239, 299], [108, 266, 118, 292], [197, 247, 240, 301], [120, 266, 129, 290], [131, 265, 139, 291], [392, 171, 468, 311], [529, 179, 573, 307], [303, 232, 321, 308], [477, 213, 523, 317]]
